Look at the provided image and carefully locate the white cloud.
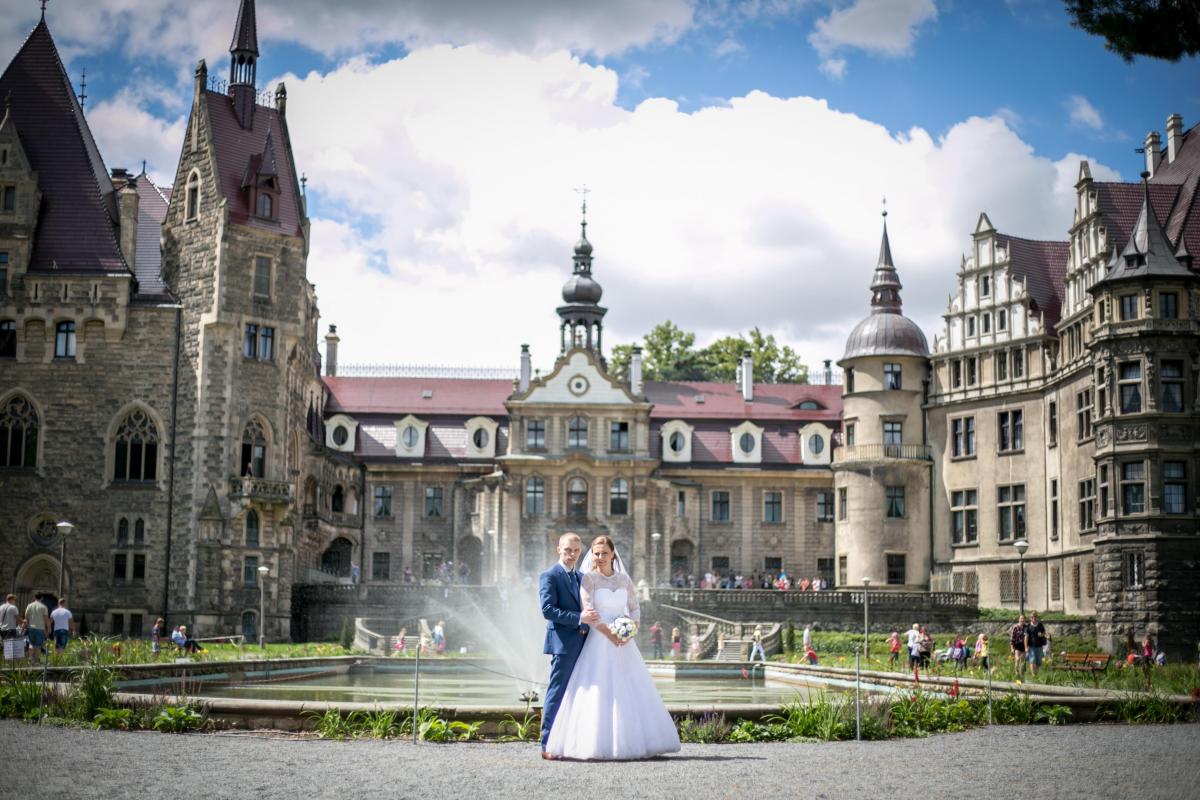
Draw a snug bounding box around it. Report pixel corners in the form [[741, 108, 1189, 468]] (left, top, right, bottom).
[[714, 37, 745, 57], [272, 48, 1118, 372], [809, 0, 937, 66], [87, 87, 187, 187], [819, 57, 847, 79], [623, 65, 650, 89], [1066, 94, 1104, 130]]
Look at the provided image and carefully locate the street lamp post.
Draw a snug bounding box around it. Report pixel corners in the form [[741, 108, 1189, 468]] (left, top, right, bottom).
[[650, 532, 662, 587], [257, 565, 270, 649], [1013, 538, 1029, 619], [55, 521, 75, 600], [862, 576, 871, 660]]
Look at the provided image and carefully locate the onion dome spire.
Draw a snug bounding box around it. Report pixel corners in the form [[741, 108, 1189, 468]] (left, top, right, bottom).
[[557, 187, 607, 355]]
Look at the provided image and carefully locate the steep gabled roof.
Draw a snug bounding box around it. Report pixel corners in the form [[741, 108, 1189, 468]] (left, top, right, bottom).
[[324, 377, 513, 416], [994, 234, 1069, 333], [0, 21, 127, 274], [644, 381, 843, 422], [1094, 181, 1180, 257], [132, 173, 171, 299]]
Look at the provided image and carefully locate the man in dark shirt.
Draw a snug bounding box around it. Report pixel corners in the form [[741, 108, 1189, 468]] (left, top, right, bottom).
[[1024, 611, 1047, 675]]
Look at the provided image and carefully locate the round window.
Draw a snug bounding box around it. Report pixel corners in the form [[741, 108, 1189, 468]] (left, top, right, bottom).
[[809, 434, 824, 455], [402, 426, 419, 448], [739, 432, 755, 454], [332, 426, 348, 446], [473, 428, 489, 449], [668, 431, 686, 453]]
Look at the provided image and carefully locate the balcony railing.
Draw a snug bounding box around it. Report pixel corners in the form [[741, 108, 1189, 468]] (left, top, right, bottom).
[[229, 476, 293, 504], [833, 443, 932, 464]]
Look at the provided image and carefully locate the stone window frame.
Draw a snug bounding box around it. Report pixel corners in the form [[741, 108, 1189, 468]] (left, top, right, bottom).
[[1159, 359, 1186, 413], [393, 415, 428, 458], [0, 389, 43, 472], [325, 413, 358, 453], [1048, 399, 1058, 447], [184, 168, 202, 221], [524, 475, 546, 516], [108, 609, 148, 638], [243, 555, 260, 586], [1118, 360, 1143, 414], [762, 489, 784, 524], [1078, 477, 1096, 531], [239, 414, 273, 479], [608, 477, 629, 516], [950, 415, 976, 460], [1076, 388, 1093, 442], [1163, 461, 1187, 515], [525, 418, 546, 451], [883, 362, 902, 390], [1050, 478, 1059, 541], [837, 487, 847, 521], [800, 422, 831, 465], [996, 408, 1024, 454], [244, 509, 260, 548], [608, 419, 630, 452], [112, 549, 147, 586], [709, 489, 731, 523], [53, 319, 76, 360], [374, 485, 393, 518], [565, 475, 589, 520], [884, 486, 906, 519], [1123, 550, 1145, 590], [730, 420, 763, 465], [997, 483, 1026, 542], [950, 488, 978, 546], [241, 609, 259, 641], [464, 416, 498, 459], [660, 419, 693, 464], [1120, 460, 1146, 515], [371, 551, 391, 581], [567, 415, 589, 449], [885, 552, 906, 586], [103, 402, 167, 489], [815, 490, 834, 523], [1157, 290, 1178, 319], [251, 253, 274, 302], [1118, 293, 1139, 321], [424, 485, 445, 519]]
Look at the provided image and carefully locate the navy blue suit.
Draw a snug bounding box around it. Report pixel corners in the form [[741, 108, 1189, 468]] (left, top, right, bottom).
[[539, 562, 588, 748]]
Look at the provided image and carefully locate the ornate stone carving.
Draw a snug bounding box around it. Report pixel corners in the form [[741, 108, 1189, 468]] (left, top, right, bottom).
[[1114, 424, 1147, 443]]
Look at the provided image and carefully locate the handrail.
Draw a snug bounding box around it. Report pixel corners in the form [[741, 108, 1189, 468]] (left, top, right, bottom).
[[833, 443, 932, 463]]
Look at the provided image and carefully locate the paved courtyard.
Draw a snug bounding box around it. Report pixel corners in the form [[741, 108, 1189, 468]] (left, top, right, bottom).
[[1, 720, 1196, 799]]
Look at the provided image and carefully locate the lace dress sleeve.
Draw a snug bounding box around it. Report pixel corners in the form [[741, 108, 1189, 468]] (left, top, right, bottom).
[[580, 571, 596, 612], [622, 573, 640, 623]]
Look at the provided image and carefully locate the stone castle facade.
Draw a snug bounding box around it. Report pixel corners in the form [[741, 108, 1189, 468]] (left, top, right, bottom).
[[1, 2, 1196, 657]]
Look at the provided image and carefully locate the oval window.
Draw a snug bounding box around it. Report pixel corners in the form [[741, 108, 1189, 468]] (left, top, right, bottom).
[[332, 426, 348, 446], [739, 432, 755, 454], [402, 425, 419, 448], [809, 435, 824, 455], [473, 428, 489, 449], [669, 431, 686, 453]]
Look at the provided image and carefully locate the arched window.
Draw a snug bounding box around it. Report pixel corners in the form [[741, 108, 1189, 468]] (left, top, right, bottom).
[[0, 393, 38, 469], [609, 478, 629, 515], [113, 407, 159, 482], [241, 610, 257, 641], [525, 477, 545, 515], [567, 477, 588, 519], [185, 170, 200, 220], [0, 320, 15, 358], [134, 518, 145, 545], [568, 416, 588, 448], [256, 192, 273, 219], [332, 485, 345, 513], [245, 510, 259, 548], [55, 321, 76, 359], [116, 517, 129, 546], [241, 418, 268, 478]]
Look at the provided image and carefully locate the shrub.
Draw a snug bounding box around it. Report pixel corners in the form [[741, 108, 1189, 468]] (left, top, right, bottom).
[[677, 713, 731, 743], [152, 705, 204, 733], [500, 709, 540, 742], [93, 708, 134, 730], [0, 671, 45, 720]]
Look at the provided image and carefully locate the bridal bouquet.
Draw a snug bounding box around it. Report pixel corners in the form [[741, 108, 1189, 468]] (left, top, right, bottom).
[[611, 616, 638, 643]]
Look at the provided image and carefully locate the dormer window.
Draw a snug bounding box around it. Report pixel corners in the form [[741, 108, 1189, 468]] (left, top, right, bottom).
[[256, 189, 273, 219]]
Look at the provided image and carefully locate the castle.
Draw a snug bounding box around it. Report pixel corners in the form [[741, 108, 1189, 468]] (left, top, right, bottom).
[[1, 2, 1196, 658]]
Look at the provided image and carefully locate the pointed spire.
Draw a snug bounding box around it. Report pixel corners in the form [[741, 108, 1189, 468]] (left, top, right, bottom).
[[573, 185, 592, 265], [1103, 171, 1192, 282], [869, 205, 903, 314], [230, 0, 259, 57]]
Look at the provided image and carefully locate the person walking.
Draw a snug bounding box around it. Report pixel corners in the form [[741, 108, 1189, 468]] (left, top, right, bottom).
[[802, 623, 813, 653], [977, 634, 990, 671], [670, 627, 681, 659], [1024, 611, 1047, 676], [49, 598, 73, 652], [1010, 613, 1027, 676], [749, 625, 766, 662], [23, 593, 51, 665], [151, 618, 165, 655], [0, 594, 19, 661], [432, 620, 446, 654], [905, 624, 921, 669], [888, 630, 901, 668], [649, 621, 664, 660]]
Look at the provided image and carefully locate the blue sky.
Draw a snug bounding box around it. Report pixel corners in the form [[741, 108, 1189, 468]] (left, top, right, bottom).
[[5, 0, 1197, 368]]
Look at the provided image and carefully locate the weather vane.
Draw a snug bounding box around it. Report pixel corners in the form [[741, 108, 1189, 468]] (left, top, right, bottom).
[[41, 0, 49, 21], [881, 194, 887, 218], [78, 67, 87, 111], [574, 184, 590, 219]]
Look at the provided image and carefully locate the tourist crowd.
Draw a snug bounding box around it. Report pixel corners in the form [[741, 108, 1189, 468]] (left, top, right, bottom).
[[670, 569, 830, 591]]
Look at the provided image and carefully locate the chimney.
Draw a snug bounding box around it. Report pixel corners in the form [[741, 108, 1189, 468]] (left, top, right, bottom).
[[518, 344, 531, 392], [324, 324, 340, 377], [741, 349, 754, 402], [112, 169, 138, 272], [1144, 131, 1161, 177], [823, 359, 832, 385], [1166, 114, 1183, 164], [630, 345, 643, 396], [275, 83, 287, 117]]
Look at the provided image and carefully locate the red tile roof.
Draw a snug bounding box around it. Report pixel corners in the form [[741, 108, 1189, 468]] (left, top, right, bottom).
[[0, 22, 127, 275], [649, 420, 821, 466], [324, 377, 514, 416], [1150, 121, 1200, 263], [357, 417, 509, 461], [205, 91, 304, 236], [644, 381, 843, 421], [994, 235, 1069, 333], [1095, 181, 1180, 258]]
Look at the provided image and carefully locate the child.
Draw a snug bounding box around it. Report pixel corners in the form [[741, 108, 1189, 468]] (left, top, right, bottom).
[[888, 631, 901, 667], [978, 634, 990, 670], [804, 644, 819, 665]]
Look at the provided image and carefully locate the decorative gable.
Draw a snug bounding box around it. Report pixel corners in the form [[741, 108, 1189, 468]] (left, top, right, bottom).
[[799, 422, 831, 465], [465, 416, 499, 458], [393, 414, 428, 458], [660, 419, 693, 463], [730, 420, 763, 465], [520, 349, 637, 405], [325, 413, 358, 453]]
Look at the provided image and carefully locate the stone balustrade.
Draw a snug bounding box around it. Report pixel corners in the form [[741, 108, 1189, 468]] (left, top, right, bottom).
[[832, 443, 932, 464], [229, 476, 293, 504]]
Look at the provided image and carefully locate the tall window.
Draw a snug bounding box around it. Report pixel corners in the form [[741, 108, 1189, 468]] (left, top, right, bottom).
[[966, 357, 977, 386], [241, 419, 268, 477], [0, 320, 14, 358], [245, 510, 259, 547], [711, 490, 730, 522], [567, 477, 588, 519], [1163, 462, 1187, 514], [185, 171, 200, 220], [845, 423, 855, 447], [0, 252, 7, 295], [1011, 348, 1024, 378], [763, 491, 783, 523], [244, 323, 258, 358], [1078, 478, 1095, 530], [1076, 389, 1093, 440], [1161, 361, 1184, 412], [609, 478, 629, 515], [567, 416, 588, 448], [883, 363, 902, 390], [997, 484, 1025, 541], [134, 518, 145, 545], [1124, 551, 1145, 589], [1048, 401, 1057, 446], [117, 518, 129, 546], [676, 490, 686, 518], [885, 486, 905, 518], [253, 256, 271, 298], [1118, 362, 1142, 413], [374, 486, 393, 517], [1119, 294, 1139, 320], [838, 487, 847, 521], [332, 485, 345, 513], [242, 611, 257, 641], [244, 555, 259, 586], [816, 491, 834, 522], [980, 275, 990, 296], [982, 313, 991, 333], [0, 394, 39, 469], [882, 421, 902, 456], [1099, 465, 1109, 520], [1158, 291, 1178, 319], [951, 489, 978, 545], [113, 408, 159, 482], [55, 321, 76, 358], [837, 555, 847, 586], [886, 554, 906, 585], [526, 419, 545, 449], [243, 324, 274, 360], [1121, 462, 1145, 514], [525, 477, 545, 515], [1050, 479, 1059, 541], [951, 417, 975, 458], [424, 486, 444, 518], [998, 409, 1023, 452], [998, 309, 1007, 330], [256, 192, 273, 219], [609, 421, 629, 450], [952, 360, 962, 388], [967, 317, 976, 337], [372, 552, 390, 581], [996, 351, 1008, 381], [845, 368, 854, 393]]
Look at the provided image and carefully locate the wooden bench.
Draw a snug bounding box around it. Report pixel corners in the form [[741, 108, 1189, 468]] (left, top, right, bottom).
[[1056, 652, 1111, 673]]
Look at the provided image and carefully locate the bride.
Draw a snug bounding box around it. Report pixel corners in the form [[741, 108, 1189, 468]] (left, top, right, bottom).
[[545, 535, 681, 760]]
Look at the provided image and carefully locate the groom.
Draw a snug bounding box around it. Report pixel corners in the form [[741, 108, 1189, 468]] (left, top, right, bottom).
[[538, 532, 599, 758]]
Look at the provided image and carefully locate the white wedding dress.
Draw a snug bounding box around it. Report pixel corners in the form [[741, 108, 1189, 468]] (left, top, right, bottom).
[[545, 570, 681, 760]]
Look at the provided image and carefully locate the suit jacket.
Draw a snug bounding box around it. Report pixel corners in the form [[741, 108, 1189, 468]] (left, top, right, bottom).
[[540, 563, 588, 655]]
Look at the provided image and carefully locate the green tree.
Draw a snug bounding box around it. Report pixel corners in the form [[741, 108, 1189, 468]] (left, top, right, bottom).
[[1065, 0, 1200, 62], [608, 343, 634, 383], [701, 327, 809, 384], [641, 321, 707, 381]]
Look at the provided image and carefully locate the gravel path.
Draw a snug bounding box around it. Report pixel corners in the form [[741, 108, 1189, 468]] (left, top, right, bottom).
[[2, 721, 1195, 799]]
